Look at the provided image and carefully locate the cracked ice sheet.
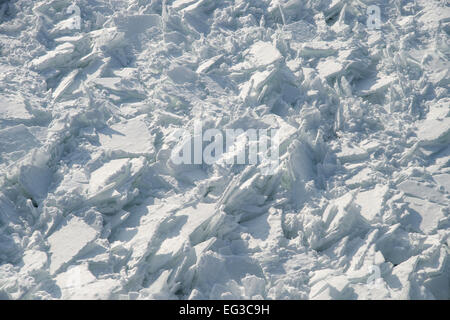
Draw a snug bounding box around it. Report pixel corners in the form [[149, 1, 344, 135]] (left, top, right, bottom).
[[0, 0, 449, 301]]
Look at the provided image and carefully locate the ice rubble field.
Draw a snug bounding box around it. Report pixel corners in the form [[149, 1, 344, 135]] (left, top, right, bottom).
[[0, 0, 449, 300]]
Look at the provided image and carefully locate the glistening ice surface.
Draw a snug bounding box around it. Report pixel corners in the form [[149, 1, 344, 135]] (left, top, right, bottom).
[[0, 0, 449, 299]]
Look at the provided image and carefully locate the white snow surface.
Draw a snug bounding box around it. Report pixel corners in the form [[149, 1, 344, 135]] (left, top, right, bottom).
[[0, 0, 449, 300]]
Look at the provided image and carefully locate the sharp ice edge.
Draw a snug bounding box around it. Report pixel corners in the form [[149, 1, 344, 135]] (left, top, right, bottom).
[[0, 0, 449, 300]]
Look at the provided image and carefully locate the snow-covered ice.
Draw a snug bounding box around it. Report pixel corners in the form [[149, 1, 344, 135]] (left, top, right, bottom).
[[0, 0, 449, 300]]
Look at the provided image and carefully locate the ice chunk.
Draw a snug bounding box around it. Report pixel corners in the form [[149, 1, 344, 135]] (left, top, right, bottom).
[[336, 143, 369, 163], [197, 55, 224, 74], [21, 250, 47, 275], [404, 196, 445, 234], [180, 0, 216, 15], [147, 203, 218, 272], [240, 208, 284, 251], [398, 180, 447, 204], [246, 41, 282, 68], [345, 168, 374, 188], [239, 68, 277, 100], [98, 116, 154, 156], [433, 173, 450, 192], [113, 200, 180, 274], [355, 76, 396, 97], [52, 70, 79, 100], [55, 264, 120, 299], [317, 58, 344, 80], [87, 157, 145, 210], [310, 275, 350, 299], [91, 77, 146, 100], [360, 140, 381, 153], [0, 95, 32, 121], [48, 217, 98, 274], [173, 0, 198, 10], [298, 42, 337, 58], [88, 158, 131, 195], [18, 163, 51, 200], [355, 185, 388, 221], [416, 118, 450, 145], [232, 42, 282, 72], [167, 66, 198, 84], [114, 14, 161, 36], [89, 27, 126, 51], [284, 21, 316, 42], [31, 43, 76, 70], [388, 257, 418, 299], [317, 192, 367, 250], [0, 125, 41, 166], [175, 203, 218, 244]]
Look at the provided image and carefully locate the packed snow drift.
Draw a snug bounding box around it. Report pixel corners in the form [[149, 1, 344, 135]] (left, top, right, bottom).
[[0, 0, 449, 299]]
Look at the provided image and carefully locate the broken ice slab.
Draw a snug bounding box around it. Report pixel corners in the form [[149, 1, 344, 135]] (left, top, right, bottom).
[[179, 0, 216, 15], [20, 250, 47, 275], [433, 173, 450, 193], [88, 158, 137, 195], [427, 68, 449, 87], [112, 200, 180, 276], [0, 193, 20, 226], [0, 125, 41, 166], [360, 140, 381, 153], [48, 217, 98, 274], [0, 95, 33, 121], [18, 163, 52, 200], [417, 2, 450, 28], [317, 58, 344, 80], [196, 55, 224, 74], [310, 274, 351, 299], [31, 43, 76, 71], [398, 179, 448, 204], [174, 203, 219, 245], [316, 192, 368, 250], [336, 143, 369, 163], [246, 41, 283, 68], [90, 77, 146, 100], [260, 114, 297, 147], [98, 116, 154, 156], [87, 157, 145, 208], [89, 27, 126, 51], [231, 42, 282, 72], [355, 185, 388, 222], [416, 118, 450, 145], [147, 203, 218, 273], [283, 21, 316, 43], [355, 75, 396, 97], [167, 66, 198, 84], [239, 69, 271, 100], [114, 14, 161, 36], [388, 256, 418, 299], [404, 196, 445, 234], [345, 168, 374, 188], [298, 42, 337, 58], [417, 245, 449, 299], [52, 69, 79, 101], [55, 264, 120, 299], [240, 208, 284, 251], [172, 0, 199, 10], [426, 101, 449, 120], [51, 17, 82, 36]]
